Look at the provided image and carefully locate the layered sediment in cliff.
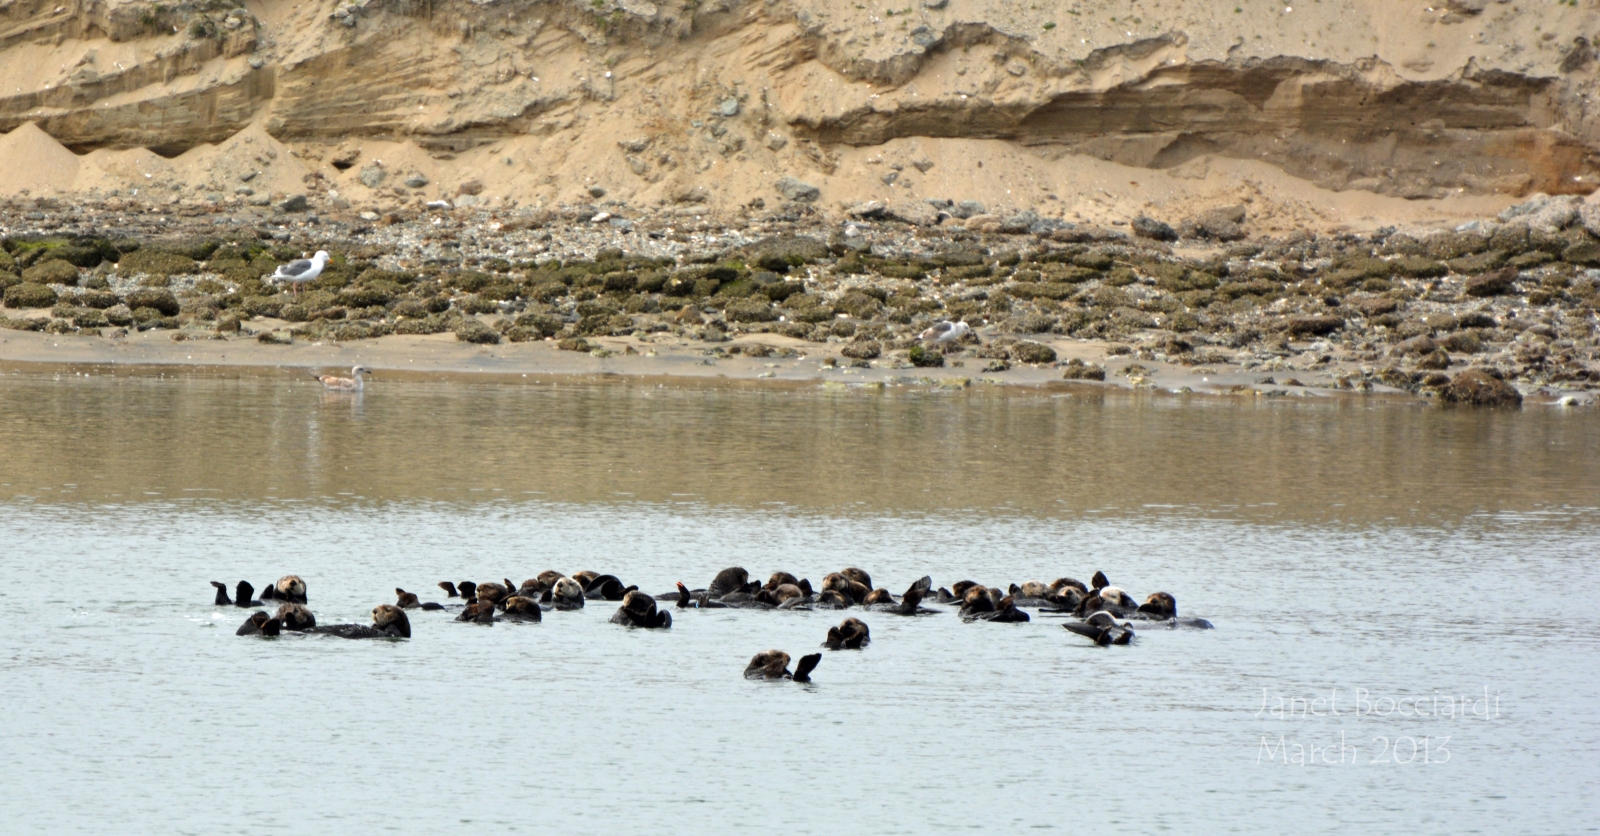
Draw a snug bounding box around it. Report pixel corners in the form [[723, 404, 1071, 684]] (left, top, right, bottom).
[[2, 0, 1598, 219]]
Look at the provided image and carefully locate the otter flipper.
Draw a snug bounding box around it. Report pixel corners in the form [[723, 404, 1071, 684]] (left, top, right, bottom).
[[211, 582, 231, 606], [1063, 621, 1113, 646], [792, 653, 821, 683], [234, 581, 260, 607]]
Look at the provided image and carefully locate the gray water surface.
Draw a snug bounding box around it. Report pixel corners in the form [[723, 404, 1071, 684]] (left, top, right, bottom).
[[1, 368, 1596, 834]]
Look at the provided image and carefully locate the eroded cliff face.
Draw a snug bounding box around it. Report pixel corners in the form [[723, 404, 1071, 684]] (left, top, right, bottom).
[[1, 0, 1598, 212]]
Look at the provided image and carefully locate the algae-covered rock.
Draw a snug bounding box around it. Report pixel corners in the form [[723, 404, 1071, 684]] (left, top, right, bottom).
[[118, 250, 198, 277], [4, 282, 58, 308], [834, 291, 883, 319], [514, 312, 565, 337], [1464, 269, 1516, 298], [1011, 341, 1058, 364], [22, 260, 78, 285], [1441, 369, 1522, 407], [0, 248, 15, 274], [123, 288, 180, 316], [103, 304, 134, 326], [1060, 359, 1106, 380], [724, 298, 778, 323], [907, 343, 944, 367], [841, 340, 881, 360], [1282, 315, 1344, 337], [455, 319, 501, 344], [557, 337, 592, 352]]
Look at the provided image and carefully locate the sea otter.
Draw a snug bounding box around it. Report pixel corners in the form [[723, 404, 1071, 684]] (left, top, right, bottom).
[[949, 580, 981, 600], [475, 582, 511, 607], [263, 575, 307, 604], [824, 617, 870, 650], [1052, 577, 1088, 594], [235, 611, 282, 636], [610, 589, 672, 628], [502, 596, 543, 622], [456, 599, 497, 624], [821, 573, 870, 605], [708, 567, 750, 599], [675, 581, 729, 609], [870, 578, 931, 615], [584, 574, 627, 601], [395, 588, 445, 610], [744, 650, 822, 682], [547, 577, 585, 609], [1097, 586, 1137, 609], [862, 588, 893, 606], [571, 570, 601, 588], [1064, 611, 1135, 645], [840, 567, 872, 589], [274, 603, 317, 631], [959, 585, 996, 615], [1132, 592, 1214, 628], [534, 570, 567, 592], [313, 605, 412, 639]]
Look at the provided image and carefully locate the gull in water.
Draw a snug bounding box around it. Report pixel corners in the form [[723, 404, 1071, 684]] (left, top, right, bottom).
[[919, 320, 971, 343], [270, 250, 330, 298], [314, 366, 371, 392]]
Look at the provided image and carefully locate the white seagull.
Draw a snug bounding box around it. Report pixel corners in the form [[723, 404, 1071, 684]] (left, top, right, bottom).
[[314, 366, 371, 392], [270, 250, 330, 298], [919, 320, 971, 343]]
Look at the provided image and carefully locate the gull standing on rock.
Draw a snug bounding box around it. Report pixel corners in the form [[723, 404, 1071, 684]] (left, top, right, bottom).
[[270, 250, 330, 299], [314, 366, 371, 392], [919, 320, 971, 343]]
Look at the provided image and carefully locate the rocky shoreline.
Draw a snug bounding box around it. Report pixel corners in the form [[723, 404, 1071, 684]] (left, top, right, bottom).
[[2, 194, 1598, 407]]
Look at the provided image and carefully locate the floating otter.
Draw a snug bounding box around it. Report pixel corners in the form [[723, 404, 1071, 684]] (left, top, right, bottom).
[[546, 577, 585, 609], [1098, 586, 1137, 609], [824, 617, 870, 650], [959, 585, 996, 615], [395, 588, 445, 611], [455, 581, 478, 602], [534, 570, 567, 592], [313, 605, 412, 639], [235, 611, 281, 636], [985, 595, 1030, 623], [502, 596, 543, 622], [708, 567, 750, 599], [571, 570, 601, 588], [456, 599, 497, 624], [871, 577, 931, 615], [211, 580, 263, 608], [275, 603, 317, 631], [1051, 577, 1088, 594], [862, 588, 893, 606], [949, 580, 981, 600], [765, 571, 800, 590], [264, 575, 307, 604], [610, 589, 672, 628], [1132, 592, 1213, 628], [821, 573, 870, 605], [1064, 611, 1135, 645], [744, 650, 822, 682], [676, 581, 729, 609], [1012, 581, 1052, 600], [474, 582, 511, 607]]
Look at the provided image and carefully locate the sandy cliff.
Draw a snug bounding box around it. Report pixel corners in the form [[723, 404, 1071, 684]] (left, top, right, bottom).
[[2, 0, 1598, 224]]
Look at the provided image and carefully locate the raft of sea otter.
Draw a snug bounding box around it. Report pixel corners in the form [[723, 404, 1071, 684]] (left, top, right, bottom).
[[213, 567, 1212, 680]]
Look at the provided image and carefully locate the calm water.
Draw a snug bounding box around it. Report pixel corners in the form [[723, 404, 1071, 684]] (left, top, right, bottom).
[[1, 366, 1596, 834]]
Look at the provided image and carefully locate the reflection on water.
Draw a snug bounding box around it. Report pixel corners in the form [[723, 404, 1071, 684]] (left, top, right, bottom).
[[1, 365, 1597, 522], [0, 366, 1596, 834]]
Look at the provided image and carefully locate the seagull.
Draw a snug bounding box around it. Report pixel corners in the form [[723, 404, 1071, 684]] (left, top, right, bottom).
[[314, 366, 371, 392], [270, 250, 330, 298], [919, 320, 971, 343]]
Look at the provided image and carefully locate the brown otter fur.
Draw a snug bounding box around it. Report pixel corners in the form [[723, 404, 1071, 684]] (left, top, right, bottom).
[[534, 570, 566, 591], [1092, 571, 1110, 591], [744, 650, 820, 682], [503, 596, 543, 622], [765, 571, 799, 590], [1051, 577, 1088, 594], [612, 589, 672, 628], [819, 590, 850, 607], [274, 575, 307, 604], [709, 567, 750, 598], [395, 588, 420, 608], [824, 617, 870, 650], [960, 586, 996, 614], [550, 577, 585, 609], [862, 588, 893, 606], [1017, 581, 1051, 598], [840, 567, 872, 589], [275, 603, 316, 631], [438, 581, 459, 598], [371, 604, 411, 638], [950, 580, 980, 599], [571, 570, 600, 588], [770, 583, 804, 603], [475, 582, 510, 606], [1138, 592, 1177, 620]]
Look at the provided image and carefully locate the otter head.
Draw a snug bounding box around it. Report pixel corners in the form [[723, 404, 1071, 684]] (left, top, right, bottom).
[[962, 586, 996, 612], [765, 571, 799, 590], [504, 596, 542, 619], [819, 589, 849, 607], [862, 588, 893, 606], [622, 589, 657, 618], [1140, 591, 1177, 619], [745, 650, 791, 679], [457, 581, 477, 601], [1018, 580, 1051, 598], [534, 570, 566, 592], [571, 570, 600, 588], [821, 573, 850, 595], [372, 604, 411, 638], [274, 603, 316, 631], [395, 588, 421, 609], [950, 580, 980, 599], [771, 583, 804, 604], [1051, 577, 1087, 594], [1100, 586, 1134, 608], [476, 582, 510, 606], [551, 577, 584, 608], [709, 567, 750, 598], [840, 567, 872, 589], [275, 575, 307, 603]]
